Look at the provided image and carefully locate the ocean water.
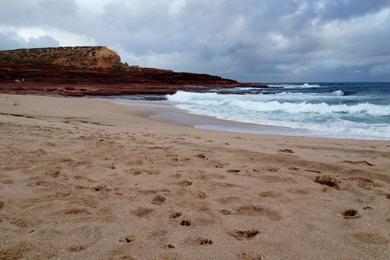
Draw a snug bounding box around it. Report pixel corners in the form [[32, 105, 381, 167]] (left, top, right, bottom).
[[166, 83, 390, 140]]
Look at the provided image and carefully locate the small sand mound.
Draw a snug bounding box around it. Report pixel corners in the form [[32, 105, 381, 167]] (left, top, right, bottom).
[[314, 175, 340, 189]]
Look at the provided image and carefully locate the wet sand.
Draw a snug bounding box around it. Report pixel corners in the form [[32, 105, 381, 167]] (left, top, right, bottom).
[[0, 94, 389, 259]]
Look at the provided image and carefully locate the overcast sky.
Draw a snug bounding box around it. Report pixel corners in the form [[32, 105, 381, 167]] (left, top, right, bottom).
[[1, 0, 390, 82]]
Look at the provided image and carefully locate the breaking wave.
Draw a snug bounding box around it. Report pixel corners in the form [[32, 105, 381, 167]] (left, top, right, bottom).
[[167, 91, 390, 140]]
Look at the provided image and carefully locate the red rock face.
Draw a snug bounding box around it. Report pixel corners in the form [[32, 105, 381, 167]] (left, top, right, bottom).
[[0, 46, 267, 96]]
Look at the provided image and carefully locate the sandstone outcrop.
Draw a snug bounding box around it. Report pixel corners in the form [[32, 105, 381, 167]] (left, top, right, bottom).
[[0, 46, 267, 96]]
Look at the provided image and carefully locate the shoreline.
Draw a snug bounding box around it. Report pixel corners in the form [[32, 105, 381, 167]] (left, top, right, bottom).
[[111, 97, 390, 142], [0, 94, 389, 259]]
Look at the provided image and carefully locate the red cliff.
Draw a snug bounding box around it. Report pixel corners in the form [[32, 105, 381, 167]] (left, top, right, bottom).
[[0, 46, 266, 96]]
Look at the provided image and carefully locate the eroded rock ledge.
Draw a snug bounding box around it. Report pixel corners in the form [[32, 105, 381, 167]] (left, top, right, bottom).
[[0, 46, 267, 96]]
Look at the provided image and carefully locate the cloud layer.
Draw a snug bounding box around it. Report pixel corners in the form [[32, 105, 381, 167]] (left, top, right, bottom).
[[1, 0, 390, 82]]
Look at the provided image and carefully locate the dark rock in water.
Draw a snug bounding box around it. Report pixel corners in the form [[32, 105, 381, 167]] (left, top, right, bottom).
[[0, 46, 269, 96]]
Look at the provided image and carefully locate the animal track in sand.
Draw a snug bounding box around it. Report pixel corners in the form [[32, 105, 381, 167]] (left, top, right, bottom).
[[228, 230, 260, 240], [151, 195, 166, 205], [342, 209, 361, 219]]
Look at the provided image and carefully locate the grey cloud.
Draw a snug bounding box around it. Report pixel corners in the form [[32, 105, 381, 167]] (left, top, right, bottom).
[[0, 31, 59, 50], [0, 0, 390, 82]]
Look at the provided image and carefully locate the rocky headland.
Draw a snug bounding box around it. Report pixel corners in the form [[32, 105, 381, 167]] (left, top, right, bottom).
[[0, 46, 267, 96]]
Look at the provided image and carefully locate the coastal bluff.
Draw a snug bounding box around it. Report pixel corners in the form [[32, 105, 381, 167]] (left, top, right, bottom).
[[0, 46, 264, 96]]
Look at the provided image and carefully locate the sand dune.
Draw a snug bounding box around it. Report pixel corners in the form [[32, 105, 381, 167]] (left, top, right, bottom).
[[0, 94, 389, 259]]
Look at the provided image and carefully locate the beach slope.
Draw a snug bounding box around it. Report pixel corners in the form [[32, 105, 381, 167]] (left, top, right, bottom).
[[0, 94, 389, 259]]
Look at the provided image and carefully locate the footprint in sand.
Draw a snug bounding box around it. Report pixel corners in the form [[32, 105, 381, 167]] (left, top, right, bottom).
[[193, 190, 207, 199], [185, 237, 213, 246], [279, 149, 294, 154], [67, 245, 88, 252], [196, 153, 208, 159], [133, 207, 154, 217], [162, 244, 175, 249], [219, 209, 233, 215], [151, 195, 167, 205], [351, 232, 388, 244], [342, 209, 361, 219], [178, 180, 193, 187], [180, 219, 192, 226], [349, 177, 378, 190], [228, 230, 260, 240], [238, 252, 264, 260], [170, 212, 182, 219], [236, 205, 282, 221], [259, 191, 281, 198], [226, 169, 240, 173], [64, 208, 91, 215], [119, 234, 135, 243]]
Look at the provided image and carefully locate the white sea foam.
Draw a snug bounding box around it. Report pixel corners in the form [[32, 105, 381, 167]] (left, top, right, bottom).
[[167, 91, 390, 140], [230, 100, 389, 116], [331, 90, 345, 96], [269, 83, 321, 89]]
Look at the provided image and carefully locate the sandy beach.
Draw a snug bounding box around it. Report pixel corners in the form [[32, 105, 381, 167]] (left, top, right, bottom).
[[0, 94, 389, 259]]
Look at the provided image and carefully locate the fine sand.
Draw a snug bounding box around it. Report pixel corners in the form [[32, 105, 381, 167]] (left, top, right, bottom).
[[0, 94, 389, 259]]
